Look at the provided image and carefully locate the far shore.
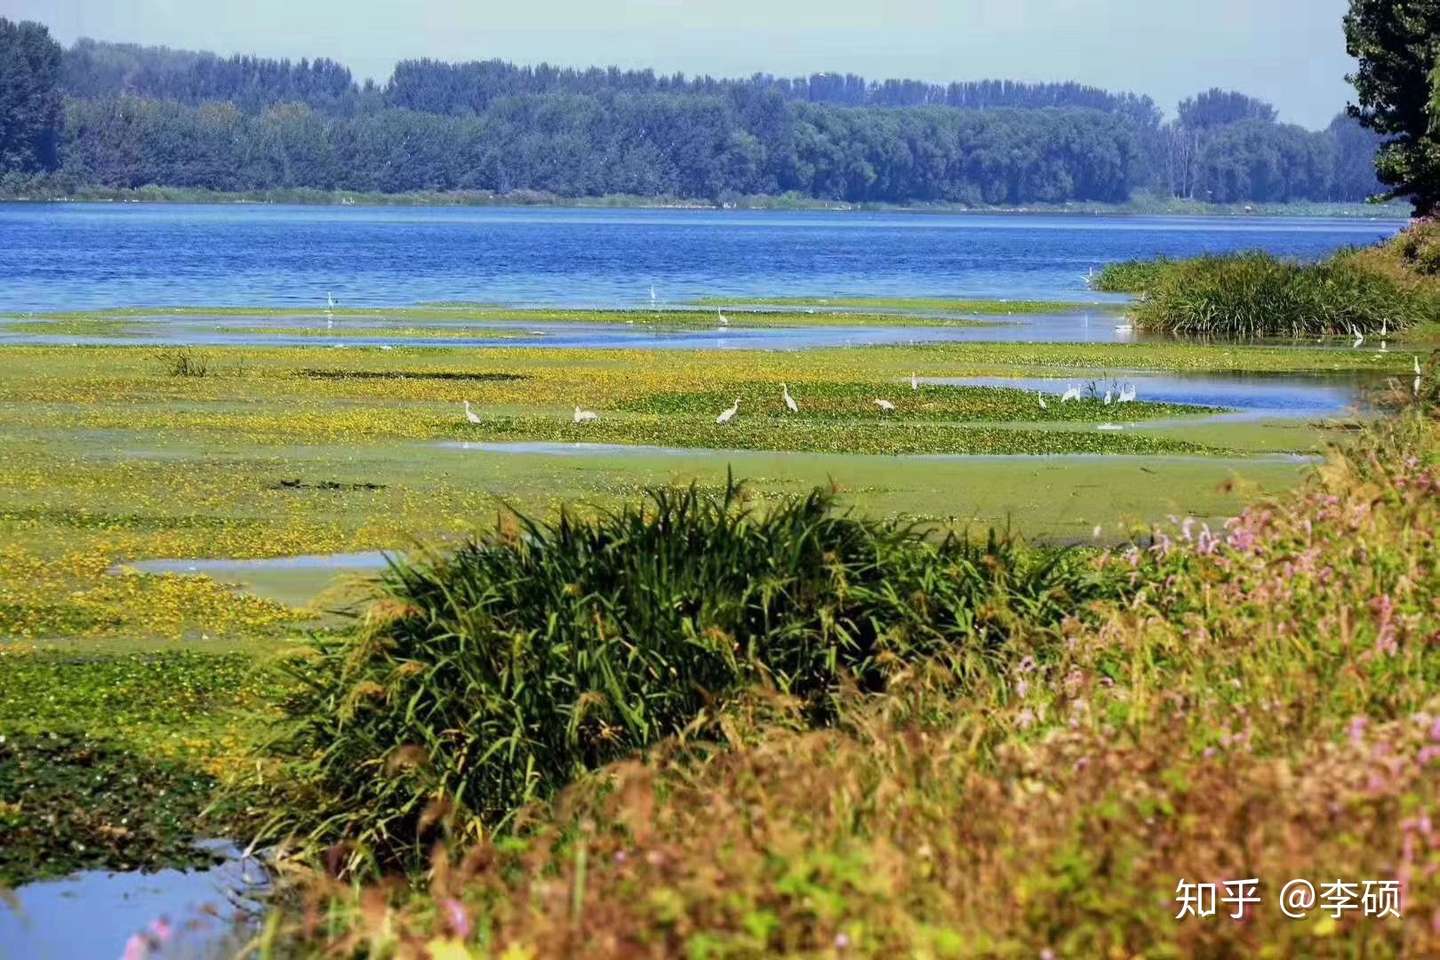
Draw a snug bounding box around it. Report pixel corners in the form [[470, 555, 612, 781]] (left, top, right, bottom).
[[0, 186, 1414, 219]]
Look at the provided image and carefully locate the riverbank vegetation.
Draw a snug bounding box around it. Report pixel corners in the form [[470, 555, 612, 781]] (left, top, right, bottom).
[[1095, 219, 1440, 337], [259, 394, 1440, 958]]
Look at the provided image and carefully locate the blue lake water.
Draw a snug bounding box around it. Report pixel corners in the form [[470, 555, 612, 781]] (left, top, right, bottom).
[[0, 204, 1405, 313]]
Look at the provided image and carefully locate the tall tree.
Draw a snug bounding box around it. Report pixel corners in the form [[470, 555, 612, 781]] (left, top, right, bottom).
[[0, 18, 64, 172], [1177, 89, 1277, 130], [1344, 0, 1440, 213]]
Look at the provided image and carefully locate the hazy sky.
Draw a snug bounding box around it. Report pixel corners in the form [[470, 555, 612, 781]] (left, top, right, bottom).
[[5, 0, 1356, 129]]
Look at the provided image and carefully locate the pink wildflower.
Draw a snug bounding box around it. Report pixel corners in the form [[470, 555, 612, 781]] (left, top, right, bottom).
[[440, 897, 472, 940], [1348, 716, 1368, 747], [122, 934, 150, 960]]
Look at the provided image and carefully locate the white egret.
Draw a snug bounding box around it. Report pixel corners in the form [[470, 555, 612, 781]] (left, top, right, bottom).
[[1415, 356, 1423, 376], [1381, 317, 1388, 337], [1118, 383, 1136, 403], [717, 308, 729, 327], [910, 372, 919, 391], [463, 401, 482, 424], [1060, 384, 1081, 403], [716, 398, 740, 424], [873, 399, 896, 412], [573, 405, 599, 424], [781, 383, 798, 413], [1352, 326, 1364, 349], [1037, 392, 1048, 409], [1103, 389, 1113, 406]]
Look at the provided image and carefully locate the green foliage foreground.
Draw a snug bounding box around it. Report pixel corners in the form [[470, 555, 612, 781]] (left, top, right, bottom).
[[263, 477, 1112, 870], [264, 386, 1440, 959]]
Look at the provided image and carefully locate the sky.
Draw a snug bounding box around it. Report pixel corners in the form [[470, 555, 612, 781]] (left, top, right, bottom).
[[4, 0, 1357, 129]]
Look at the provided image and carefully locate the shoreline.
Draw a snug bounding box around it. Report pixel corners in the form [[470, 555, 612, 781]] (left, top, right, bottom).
[[0, 188, 1414, 220]]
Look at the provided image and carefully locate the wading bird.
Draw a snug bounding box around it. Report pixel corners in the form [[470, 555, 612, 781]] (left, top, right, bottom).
[[782, 383, 798, 413], [911, 372, 919, 391], [1352, 326, 1364, 349], [874, 399, 896, 412], [1118, 383, 1136, 403], [1037, 392, 1048, 409], [716, 398, 740, 424], [1060, 383, 1081, 403], [717, 308, 729, 326], [573, 405, 599, 424], [463, 401, 482, 424], [1103, 388, 1113, 406], [1415, 356, 1423, 376]]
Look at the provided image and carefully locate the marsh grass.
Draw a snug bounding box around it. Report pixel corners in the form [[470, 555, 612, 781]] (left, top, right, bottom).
[[1135, 251, 1436, 337], [261, 412, 1440, 959], [1100, 222, 1440, 338], [153, 347, 214, 377], [261, 475, 1115, 870], [1091, 257, 1176, 293]]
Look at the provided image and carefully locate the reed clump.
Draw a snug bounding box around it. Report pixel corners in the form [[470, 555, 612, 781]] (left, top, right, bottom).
[[263, 476, 1112, 869], [1090, 256, 1176, 293], [1097, 222, 1440, 338]]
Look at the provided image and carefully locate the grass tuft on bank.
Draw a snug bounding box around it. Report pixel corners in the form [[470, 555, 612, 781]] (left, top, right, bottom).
[[1095, 221, 1440, 338], [257, 476, 1115, 872]]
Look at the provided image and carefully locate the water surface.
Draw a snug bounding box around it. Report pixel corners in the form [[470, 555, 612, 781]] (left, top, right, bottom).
[[0, 205, 1401, 313], [0, 842, 264, 960]]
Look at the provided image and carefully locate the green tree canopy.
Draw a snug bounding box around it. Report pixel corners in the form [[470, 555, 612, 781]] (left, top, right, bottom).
[[1345, 0, 1440, 213], [0, 18, 64, 173]]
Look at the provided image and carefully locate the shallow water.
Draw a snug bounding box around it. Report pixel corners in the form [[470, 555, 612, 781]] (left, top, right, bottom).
[[439, 440, 1321, 465], [1, 312, 1143, 349], [116, 551, 396, 608], [0, 841, 265, 960], [119, 550, 395, 576], [0, 205, 1401, 313], [924, 371, 1371, 423]]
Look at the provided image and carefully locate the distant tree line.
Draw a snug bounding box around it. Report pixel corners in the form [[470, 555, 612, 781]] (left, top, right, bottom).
[[0, 20, 1391, 205]]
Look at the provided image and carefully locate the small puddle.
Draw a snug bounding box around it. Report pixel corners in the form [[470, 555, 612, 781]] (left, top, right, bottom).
[[437, 440, 1319, 465], [0, 841, 267, 960], [118, 550, 395, 576], [922, 372, 1368, 423], [113, 551, 396, 608], [439, 440, 712, 457], [0, 313, 1139, 350]]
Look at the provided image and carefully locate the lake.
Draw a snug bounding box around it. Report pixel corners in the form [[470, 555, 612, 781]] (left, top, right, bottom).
[[0, 204, 1405, 313]]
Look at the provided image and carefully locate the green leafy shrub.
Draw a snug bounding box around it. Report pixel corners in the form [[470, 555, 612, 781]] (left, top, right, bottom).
[[263, 476, 1113, 869]]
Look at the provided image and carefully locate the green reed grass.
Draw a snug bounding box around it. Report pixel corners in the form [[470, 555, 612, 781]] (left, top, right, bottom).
[[1127, 251, 1437, 338], [262, 474, 1116, 870], [1091, 257, 1177, 293]]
